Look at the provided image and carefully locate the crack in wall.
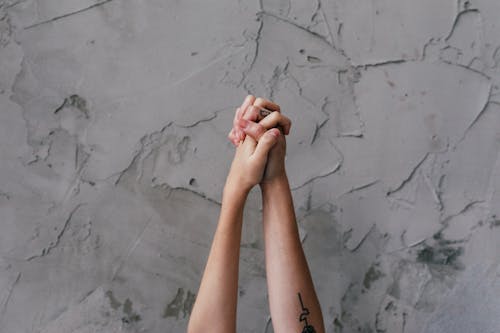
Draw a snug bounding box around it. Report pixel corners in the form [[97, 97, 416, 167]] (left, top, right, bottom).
[[24, 0, 116, 30], [111, 216, 152, 281], [454, 86, 493, 147], [258, 11, 335, 50], [25, 203, 86, 261], [386, 153, 430, 197], [0, 272, 21, 327]]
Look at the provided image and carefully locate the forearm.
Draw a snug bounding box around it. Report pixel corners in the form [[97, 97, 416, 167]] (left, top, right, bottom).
[[261, 175, 325, 333], [187, 185, 248, 333]]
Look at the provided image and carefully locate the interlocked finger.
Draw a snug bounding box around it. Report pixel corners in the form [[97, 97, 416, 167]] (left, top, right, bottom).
[[257, 111, 291, 135], [254, 97, 281, 113]]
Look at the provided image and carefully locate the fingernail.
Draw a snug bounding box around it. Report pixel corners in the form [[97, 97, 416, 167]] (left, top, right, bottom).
[[270, 128, 280, 137], [238, 118, 249, 129]]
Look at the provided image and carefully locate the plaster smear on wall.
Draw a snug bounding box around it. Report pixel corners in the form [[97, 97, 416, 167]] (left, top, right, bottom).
[[1, 0, 499, 332]]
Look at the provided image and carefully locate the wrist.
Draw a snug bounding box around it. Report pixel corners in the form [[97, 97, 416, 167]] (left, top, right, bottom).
[[223, 180, 251, 203], [259, 172, 289, 193]]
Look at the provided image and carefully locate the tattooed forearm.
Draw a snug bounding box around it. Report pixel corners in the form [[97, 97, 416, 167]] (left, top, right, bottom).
[[298, 293, 316, 333]]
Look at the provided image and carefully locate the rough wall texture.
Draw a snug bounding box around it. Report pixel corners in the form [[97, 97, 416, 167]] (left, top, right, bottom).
[[1, 1, 499, 332]]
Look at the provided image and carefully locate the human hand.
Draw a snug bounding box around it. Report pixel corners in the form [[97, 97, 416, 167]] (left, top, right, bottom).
[[227, 96, 291, 146], [225, 125, 281, 196], [228, 95, 256, 146], [228, 96, 291, 186]]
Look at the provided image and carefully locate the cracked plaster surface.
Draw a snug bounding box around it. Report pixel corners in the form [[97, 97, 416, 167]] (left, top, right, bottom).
[[0, 0, 499, 332]]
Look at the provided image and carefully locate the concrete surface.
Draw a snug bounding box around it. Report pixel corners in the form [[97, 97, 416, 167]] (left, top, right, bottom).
[[1, 0, 499, 332]]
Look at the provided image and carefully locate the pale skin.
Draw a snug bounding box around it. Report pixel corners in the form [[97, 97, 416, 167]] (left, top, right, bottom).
[[187, 95, 325, 333]]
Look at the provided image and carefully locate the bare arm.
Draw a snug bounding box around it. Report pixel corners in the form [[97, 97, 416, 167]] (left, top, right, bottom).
[[187, 186, 247, 333], [235, 98, 325, 333], [261, 175, 325, 333], [188, 95, 281, 333]]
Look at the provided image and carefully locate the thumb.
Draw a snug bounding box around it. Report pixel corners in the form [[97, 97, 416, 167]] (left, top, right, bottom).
[[252, 128, 280, 161]]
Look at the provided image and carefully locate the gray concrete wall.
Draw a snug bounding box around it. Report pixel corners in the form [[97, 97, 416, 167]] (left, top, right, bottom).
[[1, 1, 499, 332]]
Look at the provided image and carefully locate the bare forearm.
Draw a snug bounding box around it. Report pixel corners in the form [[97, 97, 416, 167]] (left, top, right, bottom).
[[261, 175, 325, 333], [188, 186, 248, 333]]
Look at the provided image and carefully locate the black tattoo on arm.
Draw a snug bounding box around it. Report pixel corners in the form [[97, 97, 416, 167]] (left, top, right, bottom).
[[298, 292, 316, 333]]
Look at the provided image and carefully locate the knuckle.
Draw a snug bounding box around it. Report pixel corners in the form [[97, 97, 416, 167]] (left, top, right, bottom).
[[261, 136, 273, 145], [256, 126, 267, 138], [250, 109, 260, 121], [254, 97, 266, 106], [265, 130, 278, 140], [269, 111, 281, 123]]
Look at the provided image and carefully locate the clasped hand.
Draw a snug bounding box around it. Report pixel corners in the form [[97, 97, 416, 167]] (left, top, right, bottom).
[[225, 95, 292, 195]]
